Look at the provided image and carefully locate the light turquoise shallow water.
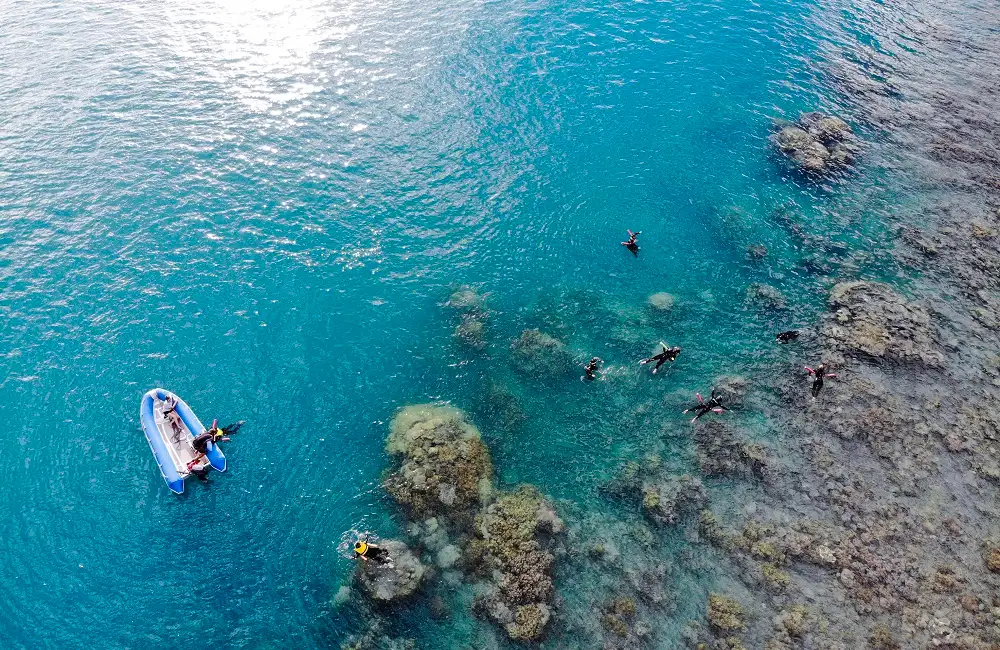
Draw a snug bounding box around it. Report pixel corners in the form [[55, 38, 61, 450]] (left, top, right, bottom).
[[0, 0, 908, 647]]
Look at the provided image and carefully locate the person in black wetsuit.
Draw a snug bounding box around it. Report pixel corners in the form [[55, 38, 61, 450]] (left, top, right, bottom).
[[205, 419, 244, 442], [683, 389, 728, 422], [187, 433, 214, 476], [191, 431, 215, 455], [639, 342, 681, 374], [188, 419, 244, 471], [621, 230, 641, 256], [776, 330, 800, 343], [583, 357, 602, 381], [805, 363, 836, 398], [354, 540, 392, 566]]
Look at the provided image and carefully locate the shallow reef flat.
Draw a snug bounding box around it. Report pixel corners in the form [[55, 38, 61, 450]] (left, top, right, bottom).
[[338, 4, 1000, 646]]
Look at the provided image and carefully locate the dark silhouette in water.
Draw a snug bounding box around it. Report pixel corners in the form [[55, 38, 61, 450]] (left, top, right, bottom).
[[639, 342, 681, 374], [683, 389, 728, 422], [776, 330, 800, 343], [583, 357, 602, 381], [805, 363, 837, 398], [621, 229, 640, 256]]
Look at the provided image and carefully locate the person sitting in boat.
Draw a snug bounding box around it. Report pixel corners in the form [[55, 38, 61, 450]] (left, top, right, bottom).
[[354, 540, 391, 566], [162, 396, 184, 437]]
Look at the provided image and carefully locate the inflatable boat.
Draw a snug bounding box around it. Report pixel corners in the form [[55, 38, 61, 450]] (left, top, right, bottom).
[[140, 388, 226, 494]]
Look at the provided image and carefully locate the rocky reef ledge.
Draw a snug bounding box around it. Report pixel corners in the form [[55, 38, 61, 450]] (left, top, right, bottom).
[[770, 112, 859, 175], [351, 404, 564, 644]]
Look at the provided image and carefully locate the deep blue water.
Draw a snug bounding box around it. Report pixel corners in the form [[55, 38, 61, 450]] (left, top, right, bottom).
[[0, 0, 908, 647]]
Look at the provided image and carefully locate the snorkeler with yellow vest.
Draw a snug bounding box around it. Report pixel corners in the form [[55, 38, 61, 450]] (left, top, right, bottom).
[[353, 539, 392, 566], [187, 419, 245, 475]]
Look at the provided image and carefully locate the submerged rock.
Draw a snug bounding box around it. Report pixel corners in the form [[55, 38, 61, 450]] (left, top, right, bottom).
[[773, 126, 830, 172], [712, 375, 749, 410], [821, 281, 943, 366], [647, 292, 676, 313], [707, 593, 747, 634], [467, 485, 562, 642], [747, 283, 787, 310], [446, 285, 486, 313], [354, 540, 426, 603], [454, 313, 487, 350], [641, 474, 707, 527], [747, 244, 769, 261], [446, 286, 489, 350], [694, 420, 767, 480], [770, 112, 859, 175], [510, 328, 575, 377], [384, 404, 494, 527], [984, 541, 1000, 573]]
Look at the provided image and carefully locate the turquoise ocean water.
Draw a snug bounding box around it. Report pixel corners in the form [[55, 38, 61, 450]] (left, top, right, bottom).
[[0, 0, 909, 647]]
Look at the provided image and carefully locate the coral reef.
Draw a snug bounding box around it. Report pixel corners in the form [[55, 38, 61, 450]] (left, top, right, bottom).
[[821, 281, 943, 366], [693, 420, 768, 480], [354, 540, 426, 603], [707, 593, 746, 634], [468, 485, 563, 642], [602, 460, 707, 528], [641, 475, 707, 527], [647, 292, 676, 313], [712, 375, 749, 410], [445, 285, 486, 313], [340, 616, 417, 650], [601, 596, 637, 637], [747, 244, 768, 261], [746, 283, 787, 310], [984, 542, 1000, 573], [384, 404, 494, 527], [454, 314, 487, 350], [377, 404, 567, 643], [475, 381, 527, 434], [510, 328, 576, 377], [445, 286, 489, 350], [600, 595, 653, 648], [770, 112, 859, 174]]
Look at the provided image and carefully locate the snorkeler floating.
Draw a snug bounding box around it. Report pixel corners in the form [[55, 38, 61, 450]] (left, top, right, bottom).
[[805, 363, 837, 398], [354, 539, 393, 567], [776, 330, 800, 343], [683, 389, 728, 422], [621, 229, 641, 256], [583, 357, 602, 381], [639, 342, 681, 374]]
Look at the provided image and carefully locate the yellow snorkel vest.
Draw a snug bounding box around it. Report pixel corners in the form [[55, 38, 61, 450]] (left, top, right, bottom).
[[355, 542, 369, 556]]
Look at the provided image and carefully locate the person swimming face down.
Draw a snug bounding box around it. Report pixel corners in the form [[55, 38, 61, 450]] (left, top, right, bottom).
[[639, 342, 681, 374], [683, 389, 728, 422], [354, 540, 392, 566], [583, 357, 602, 381], [621, 230, 641, 256], [805, 363, 836, 398]]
